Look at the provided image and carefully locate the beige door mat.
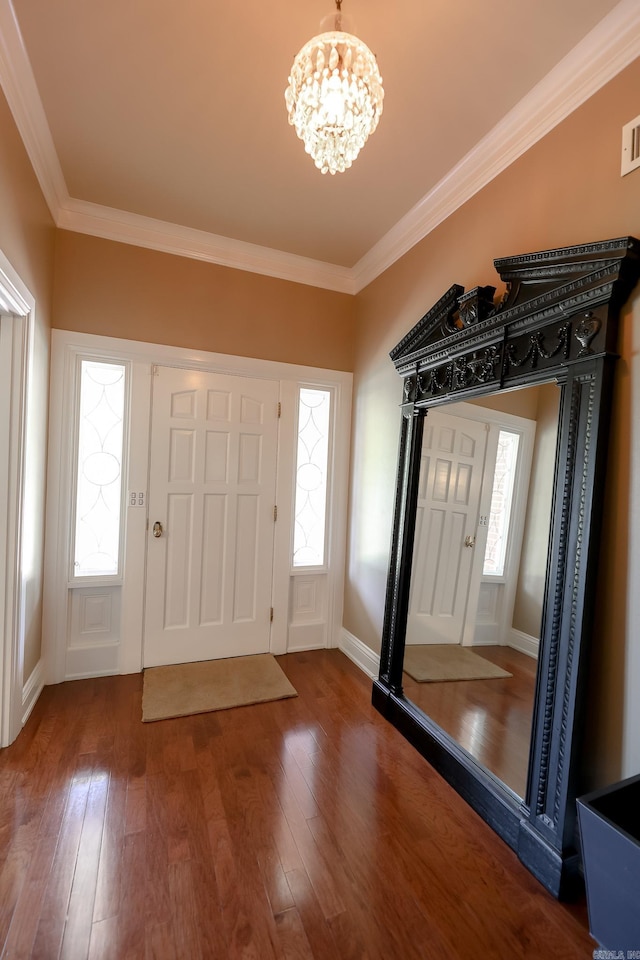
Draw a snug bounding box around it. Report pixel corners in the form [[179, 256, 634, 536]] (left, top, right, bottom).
[[403, 644, 512, 682], [142, 653, 297, 722]]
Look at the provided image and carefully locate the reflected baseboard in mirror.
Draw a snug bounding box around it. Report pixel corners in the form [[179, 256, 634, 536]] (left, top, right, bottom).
[[373, 237, 640, 899]]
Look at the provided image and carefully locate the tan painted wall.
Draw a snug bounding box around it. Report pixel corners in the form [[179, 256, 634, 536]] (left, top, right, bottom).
[[346, 57, 640, 787], [53, 231, 356, 372], [468, 387, 540, 420], [0, 89, 55, 681]]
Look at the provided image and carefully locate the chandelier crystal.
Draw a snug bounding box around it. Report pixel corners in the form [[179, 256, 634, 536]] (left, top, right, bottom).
[[284, 1, 384, 175]]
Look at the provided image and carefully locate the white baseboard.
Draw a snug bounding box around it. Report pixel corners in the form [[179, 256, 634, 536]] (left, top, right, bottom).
[[339, 629, 380, 679], [286, 621, 326, 653], [509, 629, 539, 659], [65, 667, 120, 681], [285, 640, 326, 654], [22, 657, 45, 727], [466, 636, 499, 646], [65, 641, 120, 680]]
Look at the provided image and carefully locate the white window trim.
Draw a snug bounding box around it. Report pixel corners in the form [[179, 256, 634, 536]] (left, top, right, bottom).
[[44, 330, 352, 682]]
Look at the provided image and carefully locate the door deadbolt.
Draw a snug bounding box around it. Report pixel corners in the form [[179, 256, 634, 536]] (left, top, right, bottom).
[[152, 521, 163, 538]]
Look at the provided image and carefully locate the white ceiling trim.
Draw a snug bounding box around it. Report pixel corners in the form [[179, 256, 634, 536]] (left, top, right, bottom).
[[351, 0, 640, 293], [0, 0, 638, 296], [56, 198, 356, 294], [0, 0, 67, 214]]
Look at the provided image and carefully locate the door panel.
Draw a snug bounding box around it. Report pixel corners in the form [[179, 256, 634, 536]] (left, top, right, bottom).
[[406, 412, 487, 645], [144, 366, 279, 667]]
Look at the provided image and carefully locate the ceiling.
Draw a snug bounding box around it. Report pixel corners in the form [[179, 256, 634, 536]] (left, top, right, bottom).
[[1, 0, 638, 292]]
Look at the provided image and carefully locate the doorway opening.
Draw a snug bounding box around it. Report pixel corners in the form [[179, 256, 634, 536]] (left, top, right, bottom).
[[44, 331, 352, 682]]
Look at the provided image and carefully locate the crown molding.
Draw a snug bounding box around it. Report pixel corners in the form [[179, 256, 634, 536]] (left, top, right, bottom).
[[351, 0, 640, 293], [56, 198, 356, 294], [0, 0, 638, 296], [0, 0, 67, 216]]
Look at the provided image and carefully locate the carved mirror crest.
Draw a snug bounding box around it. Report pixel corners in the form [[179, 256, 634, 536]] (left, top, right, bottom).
[[373, 237, 640, 898]]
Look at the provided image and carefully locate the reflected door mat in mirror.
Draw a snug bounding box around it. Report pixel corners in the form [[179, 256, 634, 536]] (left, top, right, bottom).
[[403, 645, 513, 682], [142, 653, 297, 721]]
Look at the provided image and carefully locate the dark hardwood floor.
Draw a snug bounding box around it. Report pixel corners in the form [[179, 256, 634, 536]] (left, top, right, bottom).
[[403, 645, 537, 796], [0, 649, 592, 959]]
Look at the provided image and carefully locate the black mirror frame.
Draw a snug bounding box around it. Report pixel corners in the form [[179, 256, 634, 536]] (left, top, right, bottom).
[[372, 237, 640, 898]]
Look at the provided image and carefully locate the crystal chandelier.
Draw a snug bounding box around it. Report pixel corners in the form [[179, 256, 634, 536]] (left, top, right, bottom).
[[284, 0, 384, 175]]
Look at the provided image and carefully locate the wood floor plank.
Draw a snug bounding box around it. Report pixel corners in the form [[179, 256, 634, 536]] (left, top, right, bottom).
[[87, 915, 120, 960], [0, 650, 595, 960], [124, 776, 146, 837], [31, 761, 95, 960], [143, 825, 172, 926], [111, 830, 146, 960], [212, 765, 290, 960], [143, 920, 178, 960], [59, 770, 110, 960], [282, 816, 345, 921], [92, 773, 126, 924], [273, 906, 316, 960], [207, 817, 266, 960], [165, 860, 204, 960], [0, 826, 60, 959], [284, 867, 341, 960]]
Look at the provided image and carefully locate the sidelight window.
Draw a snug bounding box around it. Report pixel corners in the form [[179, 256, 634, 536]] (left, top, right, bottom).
[[482, 429, 520, 578], [292, 387, 331, 567], [71, 359, 127, 579]]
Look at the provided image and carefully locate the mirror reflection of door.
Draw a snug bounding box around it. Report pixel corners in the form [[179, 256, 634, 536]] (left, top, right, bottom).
[[404, 383, 559, 798], [406, 411, 488, 646]]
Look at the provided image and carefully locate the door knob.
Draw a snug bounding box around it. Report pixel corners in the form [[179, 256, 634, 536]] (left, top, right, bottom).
[[152, 521, 163, 538], [464, 535, 476, 548]]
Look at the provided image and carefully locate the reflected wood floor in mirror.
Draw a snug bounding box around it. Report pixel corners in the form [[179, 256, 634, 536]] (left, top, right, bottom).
[[0, 649, 589, 959], [403, 646, 537, 797]]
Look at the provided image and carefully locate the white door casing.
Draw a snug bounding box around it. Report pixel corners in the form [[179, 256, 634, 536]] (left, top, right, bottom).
[[0, 312, 26, 746], [406, 411, 488, 646], [0, 250, 42, 747], [143, 366, 279, 667], [44, 331, 353, 681]]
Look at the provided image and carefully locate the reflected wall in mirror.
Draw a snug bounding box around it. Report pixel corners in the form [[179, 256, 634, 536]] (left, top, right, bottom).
[[372, 237, 640, 899], [403, 383, 559, 797]]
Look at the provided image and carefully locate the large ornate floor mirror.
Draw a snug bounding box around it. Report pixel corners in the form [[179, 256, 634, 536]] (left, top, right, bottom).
[[372, 237, 640, 898]]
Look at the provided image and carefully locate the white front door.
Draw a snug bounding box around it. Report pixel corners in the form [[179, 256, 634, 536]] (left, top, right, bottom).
[[406, 410, 487, 646], [143, 366, 279, 667]]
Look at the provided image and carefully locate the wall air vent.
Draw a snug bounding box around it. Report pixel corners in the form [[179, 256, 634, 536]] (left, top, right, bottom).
[[621, 114, 640, 176]]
